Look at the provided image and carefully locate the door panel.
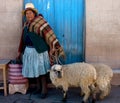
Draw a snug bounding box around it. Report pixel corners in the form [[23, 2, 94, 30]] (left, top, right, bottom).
[[24, 0, 85, 64]]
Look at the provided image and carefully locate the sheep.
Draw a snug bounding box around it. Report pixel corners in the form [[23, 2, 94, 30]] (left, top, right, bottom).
[[91, 63, 113, 100], [49, 62, 97, 103]]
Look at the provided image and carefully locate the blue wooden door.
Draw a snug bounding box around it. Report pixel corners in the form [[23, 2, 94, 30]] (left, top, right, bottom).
[[24, 0, 85, 64]]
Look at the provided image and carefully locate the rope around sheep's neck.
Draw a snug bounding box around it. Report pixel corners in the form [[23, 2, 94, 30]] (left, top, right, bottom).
[[50, 51, 63, 65]]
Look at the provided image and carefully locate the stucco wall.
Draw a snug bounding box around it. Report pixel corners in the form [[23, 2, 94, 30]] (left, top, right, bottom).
[[85, 0, 120, 69], [0, 0, 23, 59], [0, 0, 120, 70]]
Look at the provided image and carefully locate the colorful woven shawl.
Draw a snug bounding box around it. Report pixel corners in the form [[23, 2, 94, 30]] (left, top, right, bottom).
[[28, 15, 65, 65]]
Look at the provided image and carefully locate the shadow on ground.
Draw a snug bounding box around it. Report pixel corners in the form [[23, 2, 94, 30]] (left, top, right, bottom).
[[0, 85, 120, 103]]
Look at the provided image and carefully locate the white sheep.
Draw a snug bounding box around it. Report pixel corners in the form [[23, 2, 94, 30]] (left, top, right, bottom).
[[50, 62, 97, 103], [91, 63, 113, 100]]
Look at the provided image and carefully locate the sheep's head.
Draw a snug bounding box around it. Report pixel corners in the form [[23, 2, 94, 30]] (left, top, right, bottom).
[[51, 64, 63, 78]]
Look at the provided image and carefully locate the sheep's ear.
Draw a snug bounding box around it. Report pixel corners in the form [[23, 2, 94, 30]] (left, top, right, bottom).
[[51, 65, 55, 70], [57, 66, 64, 78], [51, 64, 62, 71]]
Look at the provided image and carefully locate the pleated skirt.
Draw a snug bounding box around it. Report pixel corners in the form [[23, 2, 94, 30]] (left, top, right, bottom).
[[22, 47, 50, 78]]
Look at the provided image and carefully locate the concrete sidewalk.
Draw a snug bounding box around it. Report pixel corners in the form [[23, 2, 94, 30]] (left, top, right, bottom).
[[0, 85, 120, 103]]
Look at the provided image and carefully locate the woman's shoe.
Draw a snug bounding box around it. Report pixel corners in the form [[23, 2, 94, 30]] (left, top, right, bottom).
[[33, 89, 41, 94], [40, 93, 47, 99]]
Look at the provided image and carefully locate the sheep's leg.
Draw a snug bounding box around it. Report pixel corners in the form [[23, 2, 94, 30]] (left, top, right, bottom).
[[81, 85, 90, 103], [89, 84, 97, 102], [81, 85, 96, 103], [62, 85, 68, 101], [80, 90, 84, 96], [80, 84, 95, 97], [62, 90, 67, 101], [91, 85, 99, 101], [98, 83, 111, 100], [99, 90, 107, 100], [99, 86, 110, 100], [107, 83, 111, 95]]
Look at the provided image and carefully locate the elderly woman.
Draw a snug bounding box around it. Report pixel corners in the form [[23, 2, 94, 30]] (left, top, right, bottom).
[[17, 3, 65, 99]]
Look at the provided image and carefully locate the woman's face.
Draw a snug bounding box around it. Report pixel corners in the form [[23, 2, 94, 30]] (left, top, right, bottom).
[[25, 10, 35, 22]]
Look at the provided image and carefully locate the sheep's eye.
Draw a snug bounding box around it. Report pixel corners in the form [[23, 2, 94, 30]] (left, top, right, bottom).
[[57, 71, 60, 74], [57, 71, 62, 78], [53, 70, 57, 72]]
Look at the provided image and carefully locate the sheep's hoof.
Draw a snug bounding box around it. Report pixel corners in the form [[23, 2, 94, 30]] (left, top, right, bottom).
[[81, 101, 92, 103], [91, 99, 96, 103], [88, 98, 96, 103], [81, 101, 85, 103], [62, 98, 67, 101], [62, 98, 67, 102], [99, 95, 105, 100]]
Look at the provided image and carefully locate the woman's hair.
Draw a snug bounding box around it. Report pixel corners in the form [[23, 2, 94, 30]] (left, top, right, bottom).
[[25, 9, 38, 17]]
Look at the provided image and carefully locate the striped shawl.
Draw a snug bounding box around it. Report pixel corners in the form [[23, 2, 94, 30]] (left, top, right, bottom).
[[28, 15, 65, 65]]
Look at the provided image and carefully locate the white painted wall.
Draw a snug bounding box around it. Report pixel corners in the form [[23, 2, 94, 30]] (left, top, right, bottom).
[[0, 0, 120, 70], [85, 0, 120, 69], [0, 0, 23, 59], [0, 0, 120, 85]]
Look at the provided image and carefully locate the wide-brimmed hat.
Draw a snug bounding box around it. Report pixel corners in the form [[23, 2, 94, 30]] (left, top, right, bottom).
[[22, 3, 38, 15]]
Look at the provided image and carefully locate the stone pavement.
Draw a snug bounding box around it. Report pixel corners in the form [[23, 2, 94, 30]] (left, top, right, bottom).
[[0, 85, 120, 103]]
